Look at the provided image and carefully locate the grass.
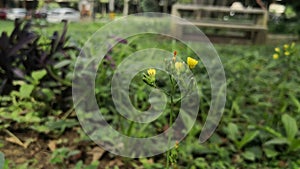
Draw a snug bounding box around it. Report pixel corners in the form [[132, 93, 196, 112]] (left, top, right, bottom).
[[0, 20, 14, 32], [0, 20, 103, 45]]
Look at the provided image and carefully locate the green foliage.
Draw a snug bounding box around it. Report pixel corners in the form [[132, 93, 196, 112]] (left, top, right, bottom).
[[139, 158, 164, 169], [74, 160, 99, 169], [285, 6, 297, 19], [0, 70, 78, 135], [50, 147, 80, 165], [282, 114, 298, 141], [0, 20, 79, 113], [0, 152, 4, 169], [141, 0, 160, 12], [268, 20, 300, 35]]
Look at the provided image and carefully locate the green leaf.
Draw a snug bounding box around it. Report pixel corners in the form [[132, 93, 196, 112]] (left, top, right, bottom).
[[282, 114, 298, 141], [54, 60, 71, 69], [241, 151, 255, 161], [31, 70, 47, 83], [246, 146, 262, 159], [263, 147, 278, 158], [19, 84, 35, 98], [0, 151, 4, 169], [226, 123, 239, 141], [50, 147, 69, 164], [74, 161, 83, 169], [289, 139, 300, 152], [264, 138, 289, 146], [84, 161, 100, 169], [30, 125, 50, 133], [261, 126, 282, 138], [237, 131, 259, 149], [67, 150, 80, 158], [289, 93, 300, 112], [12, 80, 26, 86], [45, 119, 78, 133]]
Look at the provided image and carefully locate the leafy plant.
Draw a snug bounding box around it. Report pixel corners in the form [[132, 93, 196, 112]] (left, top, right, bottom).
[[263, 114, 300, 155], [0, 19, 79, 110], [50, 147, 80, 165], [0, 69, 78, 134], [0, 70, 49, 129], [74, 160, 99, 169]]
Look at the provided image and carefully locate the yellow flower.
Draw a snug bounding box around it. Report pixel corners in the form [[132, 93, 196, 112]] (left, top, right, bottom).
[[143, 68, 156, 87], [273, 53, 279, 60], [147, 68, 156, 76], [274, 47, 280, 53], [187, 57, 198, 69], [284, 51, 290, 56], [175, 62, 184, 72], [284, 44, 289, 50]]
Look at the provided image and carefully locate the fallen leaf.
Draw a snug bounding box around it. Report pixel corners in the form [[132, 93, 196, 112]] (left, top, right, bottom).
[[108, 158, 124, 167], [23, 138, 36, 148], [87, 147, 105, 161], [48, 140, 57, 152], [4, 129, 27, 148], [5, 137, 25, 148]]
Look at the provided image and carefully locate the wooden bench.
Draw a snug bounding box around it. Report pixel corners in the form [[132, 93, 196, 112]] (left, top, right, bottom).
[[171, 4, 268, 44]]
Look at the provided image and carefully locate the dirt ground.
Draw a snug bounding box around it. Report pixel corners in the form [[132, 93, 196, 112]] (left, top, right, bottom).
[[0, 128, 136, 169]]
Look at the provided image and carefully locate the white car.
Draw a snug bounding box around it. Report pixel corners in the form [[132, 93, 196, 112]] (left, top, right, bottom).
[[7, 8, 27, 20], [47, 8, 80, 23]]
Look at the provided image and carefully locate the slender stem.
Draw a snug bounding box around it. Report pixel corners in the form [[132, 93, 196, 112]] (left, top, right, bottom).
[[46, 66, 72, 86], [125, 121, 134, 157], [126, 121, 134, 136], [61, 107, 74, 120], [166, 74, 175, 169]]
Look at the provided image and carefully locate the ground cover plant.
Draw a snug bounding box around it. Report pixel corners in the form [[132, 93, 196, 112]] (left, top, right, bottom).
[[0, 19, 300, 168]]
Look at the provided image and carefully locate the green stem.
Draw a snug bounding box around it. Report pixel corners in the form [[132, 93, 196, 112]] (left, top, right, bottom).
[[126, 121, 134, 136], [46, 66, 72, 86], [166, 74, 175, 169], [61, 107, 74, 120]]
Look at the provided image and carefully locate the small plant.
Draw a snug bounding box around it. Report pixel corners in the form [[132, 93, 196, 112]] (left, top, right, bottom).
[[0, 70, 49, 131], [50, 147, 80, 166], [223, 123, 260, 161], [143, 51, 199, 168], [0, 69, 78, 135], [272, 42, 296, 60], [262, 114, 300, 156]]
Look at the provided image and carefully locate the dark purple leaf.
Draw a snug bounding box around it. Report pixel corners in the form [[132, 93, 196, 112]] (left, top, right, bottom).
[[12, 68, 25, 78]]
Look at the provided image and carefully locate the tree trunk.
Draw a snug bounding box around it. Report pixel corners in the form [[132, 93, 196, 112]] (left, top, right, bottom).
[[123, 0, 129, 15], [163, 0, 168, 13], [109, 0, 114, 12]]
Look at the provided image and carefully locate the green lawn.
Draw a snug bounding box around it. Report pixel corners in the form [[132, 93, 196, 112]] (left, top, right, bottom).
[[0, 20, 14, 33]]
